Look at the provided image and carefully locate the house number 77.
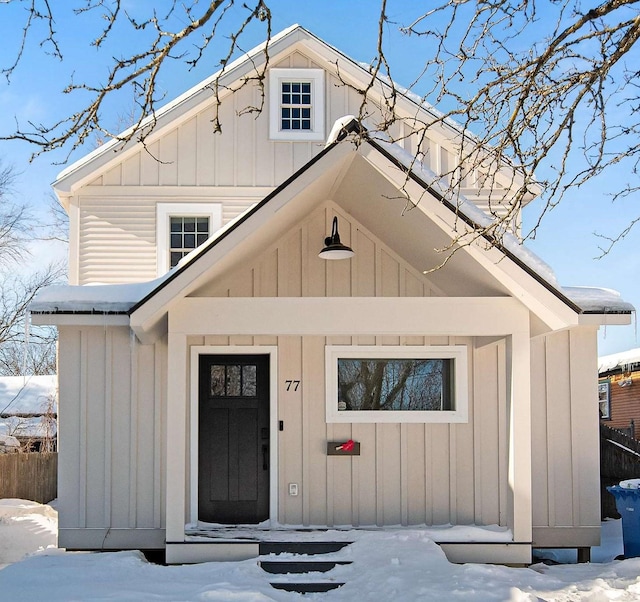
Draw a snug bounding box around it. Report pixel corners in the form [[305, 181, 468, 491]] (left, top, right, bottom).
[[285, 380, 301, 392]]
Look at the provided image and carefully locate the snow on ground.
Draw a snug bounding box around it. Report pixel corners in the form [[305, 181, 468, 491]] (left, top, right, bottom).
[[0, 499, 639, 601], [0, 499, 57, 569]]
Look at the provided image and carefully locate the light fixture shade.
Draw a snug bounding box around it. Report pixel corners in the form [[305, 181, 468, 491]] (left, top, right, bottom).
[[319, 216, 354, 260]]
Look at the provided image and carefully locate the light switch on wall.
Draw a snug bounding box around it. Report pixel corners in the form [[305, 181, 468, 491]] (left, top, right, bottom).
[[288, 483, 299, 496]]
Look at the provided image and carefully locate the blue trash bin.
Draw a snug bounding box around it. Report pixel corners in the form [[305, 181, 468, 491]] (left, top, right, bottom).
[[608, 483, 640, 558]]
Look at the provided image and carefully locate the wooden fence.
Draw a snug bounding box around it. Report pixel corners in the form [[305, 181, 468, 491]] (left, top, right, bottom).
[[600, 424, 640, 519], [0, 453, 57, 503]]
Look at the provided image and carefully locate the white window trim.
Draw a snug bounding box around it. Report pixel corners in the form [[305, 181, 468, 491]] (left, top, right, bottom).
[[325, 345, 469, 424], [269, 68, 325, 141], [156, 202, 222, 275]]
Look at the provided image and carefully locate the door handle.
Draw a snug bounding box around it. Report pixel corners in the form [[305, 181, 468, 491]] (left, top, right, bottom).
[[262, 444, 269, 470]]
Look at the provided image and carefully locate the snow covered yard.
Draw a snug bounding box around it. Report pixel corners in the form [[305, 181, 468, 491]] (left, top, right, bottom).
[[1, 499, 640, 601]]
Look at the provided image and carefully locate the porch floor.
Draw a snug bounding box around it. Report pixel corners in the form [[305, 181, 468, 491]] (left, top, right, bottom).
[[184, 523, 514, 544]]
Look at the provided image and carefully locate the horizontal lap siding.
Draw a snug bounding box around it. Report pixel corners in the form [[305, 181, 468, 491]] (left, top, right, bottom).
[[604, 374, 640, 434], [57, 326, 166, 532], [192, 204, 506, 527], [78, 198, 156, 284]]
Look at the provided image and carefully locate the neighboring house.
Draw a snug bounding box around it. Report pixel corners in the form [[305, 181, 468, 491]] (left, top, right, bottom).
[[599, 348, 640, 437], [30, 25, 633, 565], [0, 375, 58, 452]]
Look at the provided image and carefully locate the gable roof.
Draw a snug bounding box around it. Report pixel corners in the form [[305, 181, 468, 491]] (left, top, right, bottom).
[[52, 24, 536, 201], [32, 119, 633, 342]]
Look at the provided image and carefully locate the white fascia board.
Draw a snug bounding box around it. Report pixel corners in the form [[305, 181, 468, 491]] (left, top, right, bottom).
[[579, 313, 632, 326], [53, 25, 307, 195], [170, 297, 530, 337], [357, 144, 578, 331]]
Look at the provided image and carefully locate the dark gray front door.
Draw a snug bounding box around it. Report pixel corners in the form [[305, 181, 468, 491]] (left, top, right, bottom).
[[198, 354, 270, 524]]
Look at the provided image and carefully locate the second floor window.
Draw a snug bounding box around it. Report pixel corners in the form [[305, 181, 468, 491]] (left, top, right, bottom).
[[170, 216, 210, 268], [281, 81, 312, 131]]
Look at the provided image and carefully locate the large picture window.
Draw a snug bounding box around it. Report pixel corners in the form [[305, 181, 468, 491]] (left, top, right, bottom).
[[326, 346, 468, 423]]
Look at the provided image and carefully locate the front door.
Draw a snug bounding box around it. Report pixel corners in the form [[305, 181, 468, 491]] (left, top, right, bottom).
[[198, 354, 270, 524]]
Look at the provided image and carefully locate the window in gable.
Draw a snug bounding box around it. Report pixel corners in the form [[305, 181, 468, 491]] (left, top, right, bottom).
[[281, 81, 312, 131], [269, 68, 324, 141]]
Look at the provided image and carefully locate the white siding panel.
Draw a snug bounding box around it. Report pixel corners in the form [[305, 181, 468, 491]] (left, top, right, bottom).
[[56, 325, 166, 537], [78, 197, 156, 284], [178, 117, 198, 186], [196, 108, 216, 186], [222, 199, 257, 225], [159, 130, 179, 186], [57, 328, 83, 529], [234, 85, 256, 187], [140, 141, 160, 185], [214, 98, 236, 186], [473, 339, 507, 526], [122, 154, 141, 186], [531, 328, 601, 535], [531, 336, 550, 527]]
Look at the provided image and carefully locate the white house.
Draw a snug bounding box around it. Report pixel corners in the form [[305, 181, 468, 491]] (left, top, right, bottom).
[[31, 25, 633, 565]]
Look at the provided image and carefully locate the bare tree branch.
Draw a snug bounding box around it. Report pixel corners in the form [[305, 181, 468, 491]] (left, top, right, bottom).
[[1, 0, 273, 161], [2, 1, 640, 255]]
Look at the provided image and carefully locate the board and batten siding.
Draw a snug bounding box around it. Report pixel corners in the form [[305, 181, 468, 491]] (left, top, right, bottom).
[[188, 333, 507, 528], [184, 205, 509, 527], [56, 325, 167, 549], [530, 326, 601, 546], [70, 50, 497, 285]]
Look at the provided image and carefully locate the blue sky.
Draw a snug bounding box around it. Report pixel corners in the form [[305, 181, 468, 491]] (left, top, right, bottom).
[[0, 1, 638, 356]]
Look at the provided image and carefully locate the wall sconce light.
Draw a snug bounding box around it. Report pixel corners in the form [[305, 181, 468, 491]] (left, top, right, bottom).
[[318, 216, 354, 260]]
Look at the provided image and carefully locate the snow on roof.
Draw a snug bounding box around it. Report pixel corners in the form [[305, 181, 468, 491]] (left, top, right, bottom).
[[0, 434, 20, 449], [599, 348, 640, 374], [0, 375, 57, 415], [29, 208, 251, 315], [564, 287, 634, 315], [30, 279, 161, 314]]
